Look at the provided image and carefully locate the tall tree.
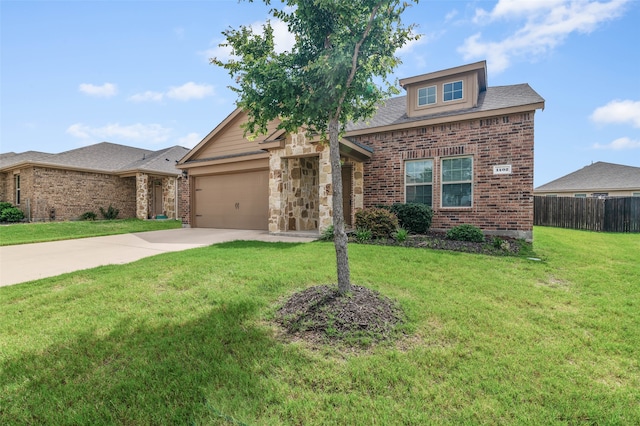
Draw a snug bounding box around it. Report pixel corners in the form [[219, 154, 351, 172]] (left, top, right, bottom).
[[213, 0, 418, 295]]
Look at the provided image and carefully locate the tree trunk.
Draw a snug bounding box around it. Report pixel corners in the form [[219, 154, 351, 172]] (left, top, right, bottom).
[[328, 116, 351, 295]]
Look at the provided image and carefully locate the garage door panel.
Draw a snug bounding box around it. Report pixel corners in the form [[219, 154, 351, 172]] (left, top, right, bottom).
[[194, 170, 268, 230]]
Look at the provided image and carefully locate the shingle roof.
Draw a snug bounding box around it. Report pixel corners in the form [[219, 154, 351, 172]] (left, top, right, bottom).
[[346, 84, 544, 133], [535, 162, 640, 192], [0, 142, 189, 175]]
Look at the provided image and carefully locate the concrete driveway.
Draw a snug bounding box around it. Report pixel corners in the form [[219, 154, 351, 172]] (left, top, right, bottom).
[[0, 228, 317, 287]]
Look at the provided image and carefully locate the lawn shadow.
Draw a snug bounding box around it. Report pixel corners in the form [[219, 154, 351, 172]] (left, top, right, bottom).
[[213, 240, 309, 250], [1, 300, 304, 424]]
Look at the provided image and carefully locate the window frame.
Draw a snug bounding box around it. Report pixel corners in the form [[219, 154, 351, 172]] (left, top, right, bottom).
[[440, 156, 473, 208], [404, 159, 434, 207], [443, 80, 463, 102], [14, 174, 21, 205], [417, 85, 436, 107]]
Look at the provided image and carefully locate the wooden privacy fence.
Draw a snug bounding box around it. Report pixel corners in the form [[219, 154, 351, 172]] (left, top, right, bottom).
[[534, 196, 640, 232]]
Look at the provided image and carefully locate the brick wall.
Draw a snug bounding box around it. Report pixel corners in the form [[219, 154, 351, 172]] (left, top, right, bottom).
[[353, 112, 536, 240], [25, 167, 136, 221], [0, 173, 7, 202]]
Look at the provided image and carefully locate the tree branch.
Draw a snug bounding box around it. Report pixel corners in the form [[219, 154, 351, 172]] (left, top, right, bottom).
[[332, 1, 384, 122]]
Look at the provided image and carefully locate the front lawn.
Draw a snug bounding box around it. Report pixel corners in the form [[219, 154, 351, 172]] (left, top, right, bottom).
[[1, 227, 638, 424], [0, 218, 182, 246]]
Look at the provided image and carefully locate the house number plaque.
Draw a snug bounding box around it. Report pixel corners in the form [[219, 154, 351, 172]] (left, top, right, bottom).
[[493, 165, 512, 175]]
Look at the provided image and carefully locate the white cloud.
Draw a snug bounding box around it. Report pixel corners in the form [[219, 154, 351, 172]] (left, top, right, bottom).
[[127, 91, 164, 103], [591, 100, 640, 128], [79, 82, 117, 98], [445, 10, 458, 23], [166, 82, 215, 101], [66, 123, 172, 144], [459, 0, 629, 72], [178, 132, 202, 148], [202, 18, 295, 62], [592, 137, 640, 150]]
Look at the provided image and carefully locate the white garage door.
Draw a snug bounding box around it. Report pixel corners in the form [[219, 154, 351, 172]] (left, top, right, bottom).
[[194, 170, 269, 230]]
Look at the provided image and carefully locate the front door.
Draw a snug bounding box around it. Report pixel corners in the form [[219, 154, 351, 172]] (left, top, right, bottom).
[[152, 181, 163, 218], [341, 165, 353, 226]]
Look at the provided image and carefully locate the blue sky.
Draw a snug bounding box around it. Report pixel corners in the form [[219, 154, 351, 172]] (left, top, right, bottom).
[[1, 0, 639, 187]]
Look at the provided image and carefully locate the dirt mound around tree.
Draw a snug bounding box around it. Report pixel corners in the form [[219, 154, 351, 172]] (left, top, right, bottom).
[[276, 285, 404, 347]]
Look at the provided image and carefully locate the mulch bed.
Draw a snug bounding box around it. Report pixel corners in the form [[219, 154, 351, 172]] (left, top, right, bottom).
[[276, 285, 404, 347], [351, 230, 524, 256]]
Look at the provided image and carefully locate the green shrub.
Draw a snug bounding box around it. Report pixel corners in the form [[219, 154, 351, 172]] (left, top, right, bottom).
[[389, 203, 433, 234], [99, 205, 119, 220], [0, 202, 13, 212], [0, 206, 24, 223], [355, 208, 398, 239], [79, 211, 97, 221], [446, 224, 485, 242], [320, 225, 334, 241], [394, 228, 409, 243], [354, 228, 372, 243]]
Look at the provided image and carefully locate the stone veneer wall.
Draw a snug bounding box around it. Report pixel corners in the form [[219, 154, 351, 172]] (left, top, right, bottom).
[[178, 176, 191, 226], [282, 157, 319, 231], [138, 175, 178, 220], [162, 176, 177, 219], [15, 167, 137, 221], [268, 131, 365, 233], [136, 173, 149, 219], [352, 112, 536, 240], [269, 132, 332, 232]]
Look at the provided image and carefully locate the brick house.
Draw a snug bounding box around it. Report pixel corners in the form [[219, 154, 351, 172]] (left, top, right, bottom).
[[177, 61, 544, 240], [0, 142, 189, 222]]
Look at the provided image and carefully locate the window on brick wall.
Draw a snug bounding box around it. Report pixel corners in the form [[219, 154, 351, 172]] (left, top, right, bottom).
[[14, 174, 21, 205], [405, 159, 433, 206], [441, 157, 472, 207], [417, 85, 436, 106]]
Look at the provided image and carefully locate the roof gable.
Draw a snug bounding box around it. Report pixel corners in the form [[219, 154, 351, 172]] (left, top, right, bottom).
[[179, 109, 281, 165], [1, 142, 187, 176], [535, 162, 640, 192]]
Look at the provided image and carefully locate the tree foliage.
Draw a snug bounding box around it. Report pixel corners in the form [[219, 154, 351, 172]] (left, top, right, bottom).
[[213, 0, 418, 294]]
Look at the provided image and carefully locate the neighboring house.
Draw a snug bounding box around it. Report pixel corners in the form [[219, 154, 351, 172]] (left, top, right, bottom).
[[534, 162, 640, 198], [0, 142, 189, 222], [177, 61, 545, 240]]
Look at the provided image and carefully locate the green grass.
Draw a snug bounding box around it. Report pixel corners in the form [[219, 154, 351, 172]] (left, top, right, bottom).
[[1, 227, 638, 424], [0, 218, 182, 246]]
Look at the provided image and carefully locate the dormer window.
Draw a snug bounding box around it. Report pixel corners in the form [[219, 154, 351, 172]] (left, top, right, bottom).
[[417, 86, 436, 106], [443, 81, 463, 102]]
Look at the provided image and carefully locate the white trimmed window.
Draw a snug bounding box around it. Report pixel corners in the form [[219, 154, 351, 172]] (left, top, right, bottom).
[[441, 157, 472, 207], [14, 174, 21, 205], [632, 192, 640, 197], [574, 193, 587, 198], [443, 80, 463, 102], [417, 86, 436, 106], [405, 160, 433, 206]]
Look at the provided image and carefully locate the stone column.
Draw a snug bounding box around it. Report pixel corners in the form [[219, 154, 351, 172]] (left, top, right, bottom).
[[268, 153, 284, 232], [136, 172, 148, 219], [353, 161, 364, 213], [163, 177, 176, 219], [318, 147, 332, 231]]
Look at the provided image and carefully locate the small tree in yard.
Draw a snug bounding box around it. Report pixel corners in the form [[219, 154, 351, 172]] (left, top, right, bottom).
[[214, 0, 418, 295]]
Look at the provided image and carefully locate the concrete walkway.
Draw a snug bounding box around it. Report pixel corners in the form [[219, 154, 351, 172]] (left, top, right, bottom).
[[0, 228, 318, 287]]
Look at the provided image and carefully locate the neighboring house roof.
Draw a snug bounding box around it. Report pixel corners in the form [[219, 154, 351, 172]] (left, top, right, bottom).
[[0, 142, 189, 176], [535, 162, 640, 192], [346, 84, 545, 134]]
